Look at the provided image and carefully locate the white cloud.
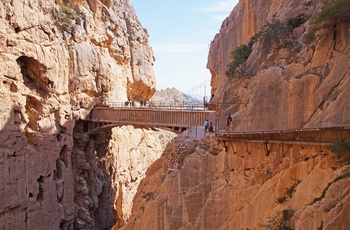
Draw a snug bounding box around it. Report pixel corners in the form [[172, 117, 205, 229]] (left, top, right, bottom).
[[200, 0, 238, 13], [153, 44, 207, 53], [212, 14, 230, 23]]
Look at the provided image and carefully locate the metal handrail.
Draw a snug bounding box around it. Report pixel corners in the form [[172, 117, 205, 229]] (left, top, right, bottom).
[[101, 100, 208, 111]]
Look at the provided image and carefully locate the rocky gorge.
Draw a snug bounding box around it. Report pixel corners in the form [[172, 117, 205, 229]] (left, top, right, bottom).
[[122, 0, 350, 229], [1, 0, 176, 229], [1, 0, 350, 230]]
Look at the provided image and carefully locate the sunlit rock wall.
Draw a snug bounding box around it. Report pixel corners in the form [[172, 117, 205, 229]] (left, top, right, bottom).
[[120, 0, 350, 229], [207, 0, 350, 130], [121, 136, 350, 230], [0, 0, 166, 229]]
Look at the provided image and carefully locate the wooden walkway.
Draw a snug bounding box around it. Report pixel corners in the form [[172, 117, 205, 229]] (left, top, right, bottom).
[[84, 105, 350, 152], [215, 126, 350, 151], [85, 107, 214, 135]]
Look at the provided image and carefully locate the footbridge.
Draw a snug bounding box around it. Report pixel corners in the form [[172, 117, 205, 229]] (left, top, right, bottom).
[[84, 102, 214, 135], [84, 101, 350, 153]]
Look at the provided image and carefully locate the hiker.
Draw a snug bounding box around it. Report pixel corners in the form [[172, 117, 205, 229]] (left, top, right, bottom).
[[204, 119, 209, 132], [226, 112, 232, 131], [209, 94, 214, 102], [208, 122, 214, 135]]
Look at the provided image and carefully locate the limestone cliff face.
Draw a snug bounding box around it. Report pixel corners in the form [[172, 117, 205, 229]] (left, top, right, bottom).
[[72, 123, 176, 229], [207, 0, 350, 130], [121, 0, 350, 229], [108, 126, 176, 227], [0, 0, 172, 229], [121, 136, 350, 229]]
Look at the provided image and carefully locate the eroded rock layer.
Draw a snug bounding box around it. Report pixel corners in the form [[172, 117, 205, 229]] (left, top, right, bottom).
[[0, 0, 172, 229]]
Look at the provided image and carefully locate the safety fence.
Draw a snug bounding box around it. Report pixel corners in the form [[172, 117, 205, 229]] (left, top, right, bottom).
[[102, 100, 208, 111], [215, 126, 350, 151]]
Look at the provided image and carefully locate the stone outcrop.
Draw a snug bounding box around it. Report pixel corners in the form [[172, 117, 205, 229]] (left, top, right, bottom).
[[151, 88, 187, 103], [121, 135, 350, 229], [207, 0, 350, 131], [0, 0, 173, 229], [72, 123, 176, 229], [108, 126, 176, 226]]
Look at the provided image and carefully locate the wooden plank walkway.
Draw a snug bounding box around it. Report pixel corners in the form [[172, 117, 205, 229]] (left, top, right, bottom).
[[215, 126, 350, 151], [84, 106, 350, 150], [85, 107, 215, 134]]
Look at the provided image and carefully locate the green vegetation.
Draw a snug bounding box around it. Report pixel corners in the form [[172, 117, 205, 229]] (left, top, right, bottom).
[[55, 1, 79, 32], [287, 13, 308, 30], [329, 140, 350, 157], [226, 0, 350, 79], [276, 196, 287, 204], [225, 44, 252, 78], [276, 178, 301, 204], [311, 140, 350, 205], [254, 15, 291, 49], [304, 1, 313, 7], [303, 27, 318, 44], [226, 14, 306, 79], [231, 44, 253, 64], [142, 192, 156, 201], [304, 0, 350, 43], [312, 172, 350, 204], [311, 0, 350, 25], [261, 209, 294, 230], [285, 178, 300, 198]]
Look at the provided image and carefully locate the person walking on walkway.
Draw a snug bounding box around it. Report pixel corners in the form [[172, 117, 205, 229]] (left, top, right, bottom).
[[208, 122, 214, 135], [226, 112, 232, 131], [204, 119, 209, 132]]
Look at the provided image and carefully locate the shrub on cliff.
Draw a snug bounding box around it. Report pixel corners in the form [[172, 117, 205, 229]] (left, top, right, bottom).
[[287, 13, 308, 29], [254, 15, 291, 50], [304, 0, 350, 43], [226, 14, 305, 78], [261, 209, 294, 230], [312, 0, 350, 25], [225, 44, 252, 78], [329, 140, 350, 157], [55, 2, 79, 32]]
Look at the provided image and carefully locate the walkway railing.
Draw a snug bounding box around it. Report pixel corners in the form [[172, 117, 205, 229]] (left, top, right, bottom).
[[215, 126, 350, 151], [102, 100, 208, 111], [85, 106, 214, 135]]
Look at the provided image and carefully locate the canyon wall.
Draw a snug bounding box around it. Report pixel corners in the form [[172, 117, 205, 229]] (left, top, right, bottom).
[[207, 0, 350, 131], [0, 0, 175, 229], [122, 0, 350, 229], [121, 136, 350, 229]]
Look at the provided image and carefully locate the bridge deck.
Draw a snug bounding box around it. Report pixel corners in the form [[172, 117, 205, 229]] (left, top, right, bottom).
[[86, 107, 215, 134]]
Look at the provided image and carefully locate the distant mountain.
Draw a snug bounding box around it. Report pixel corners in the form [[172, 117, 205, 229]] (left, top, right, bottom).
[[183, 93, 203, 103], [151, 88, 202, 103]]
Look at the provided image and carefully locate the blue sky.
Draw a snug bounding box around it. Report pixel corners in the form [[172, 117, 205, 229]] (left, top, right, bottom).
[[131, 0, 239, 99]]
